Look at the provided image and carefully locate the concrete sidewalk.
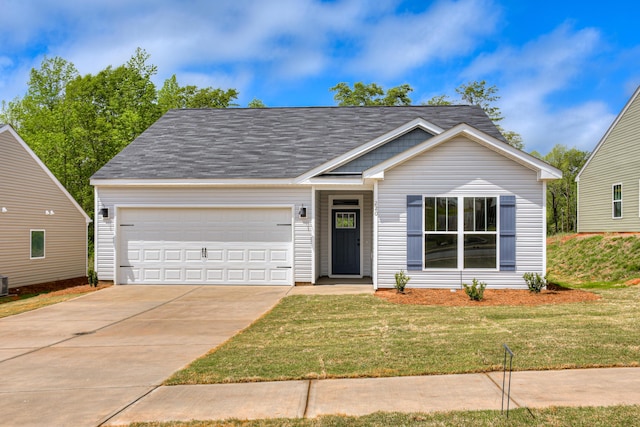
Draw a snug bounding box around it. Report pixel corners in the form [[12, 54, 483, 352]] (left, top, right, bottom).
[[106, 367, 640, 425]]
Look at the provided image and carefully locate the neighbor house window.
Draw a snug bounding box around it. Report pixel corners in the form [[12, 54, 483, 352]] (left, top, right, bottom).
[[30, 230, 45, 259], [613, 184, 622, 219], [424, 196, 497, 269]]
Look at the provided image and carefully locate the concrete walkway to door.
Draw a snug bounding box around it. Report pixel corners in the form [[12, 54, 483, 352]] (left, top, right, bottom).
[[0, 285, 289, 427]]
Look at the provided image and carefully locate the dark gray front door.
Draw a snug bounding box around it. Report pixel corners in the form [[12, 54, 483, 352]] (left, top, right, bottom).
[[331, 209, 360, 275]]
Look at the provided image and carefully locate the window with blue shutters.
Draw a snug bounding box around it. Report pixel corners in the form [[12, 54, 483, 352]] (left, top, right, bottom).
[[407, 195, 515, 271]]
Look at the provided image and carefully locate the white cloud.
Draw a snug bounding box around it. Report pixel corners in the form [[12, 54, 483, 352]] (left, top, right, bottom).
[[460, 23, 610, 153], [349, 0, 500, 78]]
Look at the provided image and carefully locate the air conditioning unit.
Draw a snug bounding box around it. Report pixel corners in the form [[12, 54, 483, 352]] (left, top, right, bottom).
[[0, 276, 8, 297]]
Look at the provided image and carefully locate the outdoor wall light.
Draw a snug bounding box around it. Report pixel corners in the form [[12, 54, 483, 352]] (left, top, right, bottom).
[[1, 207, 6, 213], [298, 205, 307, 218], [45, 210, 55, 215], [100, 208, 109, 219]]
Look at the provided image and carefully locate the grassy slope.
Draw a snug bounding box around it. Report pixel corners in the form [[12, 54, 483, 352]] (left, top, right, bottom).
[[547, 233, 640, 287]]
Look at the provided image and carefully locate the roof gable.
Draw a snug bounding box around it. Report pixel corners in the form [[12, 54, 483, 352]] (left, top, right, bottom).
[[92, 105, 506, 182], [0, 125, 91, 222], [577, 85, 640, 181], [363, 123, 562, 181]]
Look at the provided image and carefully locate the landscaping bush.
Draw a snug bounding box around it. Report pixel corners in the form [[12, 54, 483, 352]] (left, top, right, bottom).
[[88, 269, 99, 287], [394, 270, 410, 293], [523, 272, 546, 293], [463, 278, 486, 301]]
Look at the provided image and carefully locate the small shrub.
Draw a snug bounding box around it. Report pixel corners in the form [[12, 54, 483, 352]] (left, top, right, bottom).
[[88, 269, 99, 287], [523, 272, 546, 293], [394, 270, 410, 293], [463, 278, 486, 301]]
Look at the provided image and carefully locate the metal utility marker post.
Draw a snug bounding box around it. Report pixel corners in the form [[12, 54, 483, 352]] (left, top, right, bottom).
[[501, 344, 514, 417]]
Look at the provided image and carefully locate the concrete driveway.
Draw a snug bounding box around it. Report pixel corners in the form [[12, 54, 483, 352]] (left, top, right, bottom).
[[0, 285, 289, 427]]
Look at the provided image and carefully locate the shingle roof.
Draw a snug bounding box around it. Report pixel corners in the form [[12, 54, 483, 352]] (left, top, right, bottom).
[[92, 105, 505, 180]]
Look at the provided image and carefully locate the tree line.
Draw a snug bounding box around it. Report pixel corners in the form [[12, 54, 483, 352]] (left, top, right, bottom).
[[1, 48, 586, 234]]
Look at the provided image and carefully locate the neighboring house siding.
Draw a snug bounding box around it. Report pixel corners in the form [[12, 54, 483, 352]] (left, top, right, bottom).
[[376, 136, 544, 289], [330, 128, 432, 173], [578, 92, 640, 232], [0, 131, 87, 287], [317, 191, 373, 277], [94, 186, 313, 283]]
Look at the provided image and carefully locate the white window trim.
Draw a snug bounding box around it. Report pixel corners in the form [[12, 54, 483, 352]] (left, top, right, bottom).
[[612, 183, 623, 219], [422, 195, 499, 271], [30, 229, 46, 259]]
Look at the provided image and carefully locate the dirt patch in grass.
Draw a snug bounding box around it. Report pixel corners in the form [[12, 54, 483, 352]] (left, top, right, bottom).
[[376, 283, 601, 306]]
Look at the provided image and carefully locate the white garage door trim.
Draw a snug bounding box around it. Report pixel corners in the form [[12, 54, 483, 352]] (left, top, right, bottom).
[[115, 205, 294, 286]]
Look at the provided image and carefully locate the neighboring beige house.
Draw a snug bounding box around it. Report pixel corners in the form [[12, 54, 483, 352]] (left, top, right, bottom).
[[0, 124, 91, 288], [577, 86, 640, 232]]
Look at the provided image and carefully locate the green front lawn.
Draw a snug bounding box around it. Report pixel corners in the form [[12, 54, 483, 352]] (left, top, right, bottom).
[[167, 286, 640, 385]]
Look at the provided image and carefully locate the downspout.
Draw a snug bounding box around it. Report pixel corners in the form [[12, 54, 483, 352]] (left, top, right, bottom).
[[373, 180, 379, 289]]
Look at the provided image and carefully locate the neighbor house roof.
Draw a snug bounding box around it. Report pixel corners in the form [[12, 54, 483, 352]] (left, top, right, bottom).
[[92, 105, 506, 180]]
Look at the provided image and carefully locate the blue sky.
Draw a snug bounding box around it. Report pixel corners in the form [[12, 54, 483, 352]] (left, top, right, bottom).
[[1, 0, 639, 154]]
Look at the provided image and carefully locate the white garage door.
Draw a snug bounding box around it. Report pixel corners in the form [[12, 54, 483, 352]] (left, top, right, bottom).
[[118, 208, 293, 285]]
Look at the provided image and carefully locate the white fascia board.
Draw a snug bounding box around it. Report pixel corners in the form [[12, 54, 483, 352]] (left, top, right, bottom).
[[576, 85, 640, 181], [294, 118, 444, 183], [300, 177, 365, 186], [1, 125, 92, 223], [90, 178, 298, 187], [363, 123, 562, 181]]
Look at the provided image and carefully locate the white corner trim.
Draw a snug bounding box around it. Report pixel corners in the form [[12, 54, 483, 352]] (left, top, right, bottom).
[[0, 125, 92, 223], [294, 118, 444, 183]]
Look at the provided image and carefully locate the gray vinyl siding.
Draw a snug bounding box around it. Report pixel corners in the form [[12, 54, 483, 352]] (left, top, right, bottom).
[[317, 191, 373, 277], [94, 186, 313, 283], [330, 128, 433, 173], [0, 131, 88, 287], [376, 136, 544, 289], [578, 92, 640, 232]]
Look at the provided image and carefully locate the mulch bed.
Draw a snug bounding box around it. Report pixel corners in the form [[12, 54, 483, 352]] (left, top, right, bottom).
[[4, 277, 111, 301], [376, 283, 602, 306]]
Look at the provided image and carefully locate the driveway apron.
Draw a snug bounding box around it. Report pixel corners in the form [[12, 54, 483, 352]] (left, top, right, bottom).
[[0, 285, 288, 427]]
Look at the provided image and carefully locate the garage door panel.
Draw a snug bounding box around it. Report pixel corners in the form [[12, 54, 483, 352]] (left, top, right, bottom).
[[119, 208, 292, 285], [270, 269, 289, 281], [164, 269, 182, 281], [205, 269, 224, 281], [227, 270, 245, 281]]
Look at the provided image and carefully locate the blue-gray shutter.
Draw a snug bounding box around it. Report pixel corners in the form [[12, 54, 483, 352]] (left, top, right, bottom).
[[407, 195, 423, 271], [499, 195, 516, 271]]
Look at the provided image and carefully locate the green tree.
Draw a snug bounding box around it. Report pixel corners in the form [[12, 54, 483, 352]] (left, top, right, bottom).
[[330, 82, 413, 106], [456, 80, 523, 150], [248, 98, 267, 108], [1, 48, 240, 217], [158, 74, 239, 113], [544, 144, 590, 234], [425, 94, 453, 105], [0, 49, 162, 214], [0, 56, 81, 197]]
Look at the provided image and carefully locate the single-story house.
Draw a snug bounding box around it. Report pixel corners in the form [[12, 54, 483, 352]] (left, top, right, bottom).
[[577, 85, 640, 232], [0, 124, 91, 288], [91, 106, 561, 289]]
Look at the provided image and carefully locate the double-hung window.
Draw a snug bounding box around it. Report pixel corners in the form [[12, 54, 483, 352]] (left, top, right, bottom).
[[424, 196, 497, 269], [613, 183, 622, 219]]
